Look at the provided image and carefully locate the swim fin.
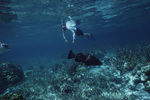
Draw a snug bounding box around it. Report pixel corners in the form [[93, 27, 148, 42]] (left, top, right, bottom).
[[68, 50, 76, 59], [91, 34, 96, 40]]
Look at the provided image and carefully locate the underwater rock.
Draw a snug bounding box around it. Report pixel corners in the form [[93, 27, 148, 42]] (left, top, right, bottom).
[[141, 64, 150, 77], [0, 63, 24, 94], [1, 93, 23, 100], [52, 63, 63, 73], [140, 73, 148, 81], [76, 66, 87, 73], [89, 50, 106, 59], [132, 90, 150, 100], [24, 70, 33, 77], [136, 83, 145, 91], [67, 63, 80, 76], [145, 81, 150, 93]]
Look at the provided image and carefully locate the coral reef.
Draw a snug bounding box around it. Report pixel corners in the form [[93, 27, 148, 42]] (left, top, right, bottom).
[[4, 62, 130, 100], [89, 49, 106, 60], [1, 93, 23, 100], [140, 42, 150, 63], [110, 43, 150, 74], [1, 42, 150, 100], [111, 46, 141, 71], [0, 63, 24, 94]]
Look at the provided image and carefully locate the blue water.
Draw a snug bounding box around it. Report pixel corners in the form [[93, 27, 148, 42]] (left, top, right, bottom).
[[0, 0, 150, 65]]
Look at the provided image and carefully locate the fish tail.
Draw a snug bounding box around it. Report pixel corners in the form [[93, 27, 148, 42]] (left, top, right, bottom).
[[68, 50, 75, 59]]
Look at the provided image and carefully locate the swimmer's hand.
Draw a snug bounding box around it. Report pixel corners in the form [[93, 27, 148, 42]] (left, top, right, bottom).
[[72, 40, 75, 44], [65, 39, 68, 43]]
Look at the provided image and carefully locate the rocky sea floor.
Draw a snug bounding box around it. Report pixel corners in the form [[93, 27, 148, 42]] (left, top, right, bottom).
[[0, 42, 150, 100]]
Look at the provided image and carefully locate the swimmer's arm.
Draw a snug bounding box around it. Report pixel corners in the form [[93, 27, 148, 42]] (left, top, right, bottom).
[[62, 31, 67, 42], [71, 30, 75, 43], [68, 16, 72, 20]]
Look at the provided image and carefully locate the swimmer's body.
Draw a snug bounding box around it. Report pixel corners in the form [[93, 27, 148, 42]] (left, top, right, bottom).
[[61, 16, 95, 43]]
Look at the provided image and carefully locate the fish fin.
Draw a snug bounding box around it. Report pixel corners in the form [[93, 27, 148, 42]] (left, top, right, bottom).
[[68, 50, 75, 59]]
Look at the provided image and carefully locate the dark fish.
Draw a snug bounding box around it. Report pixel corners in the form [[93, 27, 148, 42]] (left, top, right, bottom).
[[68, 50, 102, 66]]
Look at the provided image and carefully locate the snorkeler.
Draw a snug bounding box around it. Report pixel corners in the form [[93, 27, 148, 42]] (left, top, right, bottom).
[[61, 16, 95, 43], [0, 42, 9, 53]]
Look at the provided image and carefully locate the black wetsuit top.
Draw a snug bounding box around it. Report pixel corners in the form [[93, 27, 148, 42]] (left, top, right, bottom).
[[62, 24, 67, 31], [75, 28, 84, 36]]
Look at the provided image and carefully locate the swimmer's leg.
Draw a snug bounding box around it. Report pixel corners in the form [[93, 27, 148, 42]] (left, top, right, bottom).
[[84, 33, 96, 40]]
